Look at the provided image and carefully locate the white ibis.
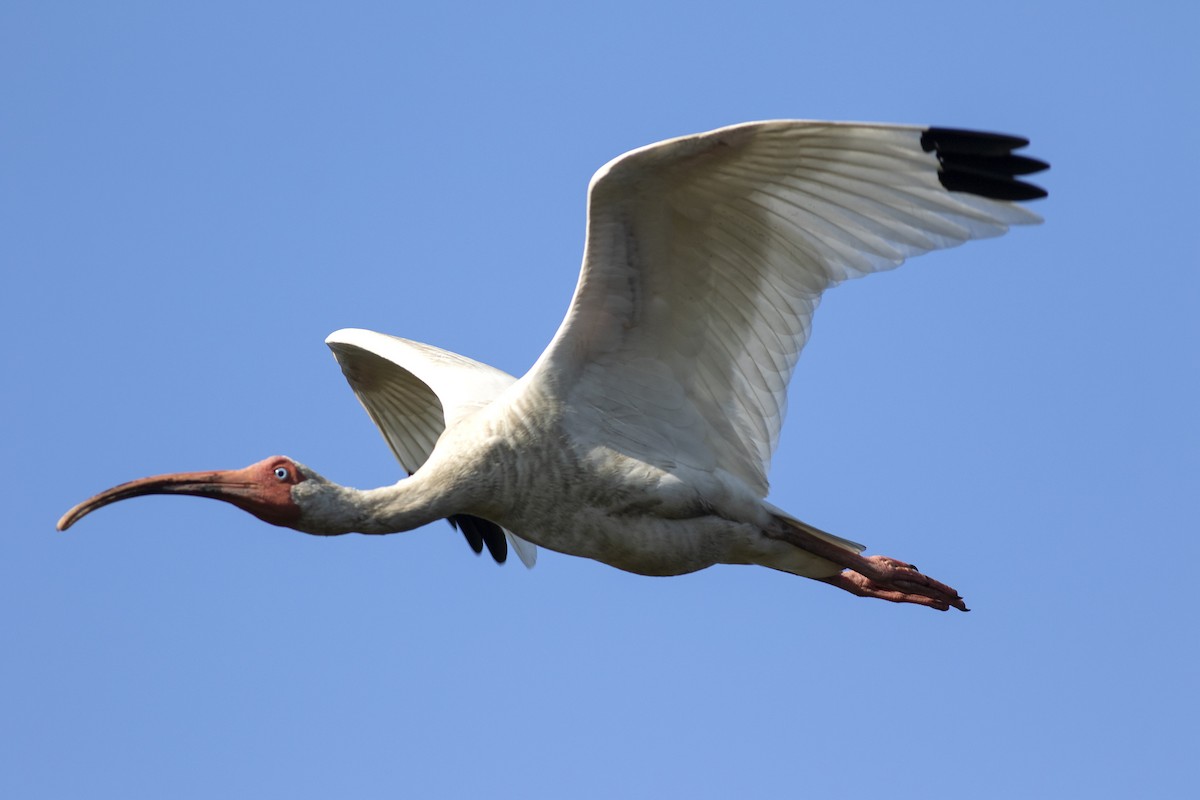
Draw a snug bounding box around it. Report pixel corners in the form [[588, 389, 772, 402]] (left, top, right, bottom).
[[59, 121, 1048, 611]]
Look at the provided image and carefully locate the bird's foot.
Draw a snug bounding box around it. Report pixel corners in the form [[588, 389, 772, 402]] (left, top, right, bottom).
[[820, 555, 968, 612]]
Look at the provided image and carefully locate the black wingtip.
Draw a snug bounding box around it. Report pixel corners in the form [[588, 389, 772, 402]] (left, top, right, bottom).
[[447, 514, 508, 564], [921, 126, 1048, 202]]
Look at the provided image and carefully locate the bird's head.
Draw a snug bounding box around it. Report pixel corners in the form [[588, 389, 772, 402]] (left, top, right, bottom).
[[56, 456, 333, 533]]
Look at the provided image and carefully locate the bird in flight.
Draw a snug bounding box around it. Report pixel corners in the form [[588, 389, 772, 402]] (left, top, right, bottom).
[[59, 120, 1048, 611]]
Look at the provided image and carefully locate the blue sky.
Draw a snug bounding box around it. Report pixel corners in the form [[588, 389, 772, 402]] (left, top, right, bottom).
[[4, 1, 1196, 797]]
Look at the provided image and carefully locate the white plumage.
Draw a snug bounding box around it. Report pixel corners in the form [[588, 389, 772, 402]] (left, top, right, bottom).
[[60, 120, 1048, 611]]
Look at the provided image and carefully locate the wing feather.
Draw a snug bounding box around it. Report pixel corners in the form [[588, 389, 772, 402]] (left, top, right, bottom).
[[326, 328, 537, 566], [526, 120, 1046, 496], [326, 328, 515, 473]]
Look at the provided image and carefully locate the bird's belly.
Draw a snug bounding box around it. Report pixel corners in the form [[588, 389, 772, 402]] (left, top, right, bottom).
[[502, 505, 762, 576], [460, 416, 766, 574]]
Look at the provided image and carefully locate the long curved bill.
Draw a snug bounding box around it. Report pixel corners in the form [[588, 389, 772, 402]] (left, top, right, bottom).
[[57, 466, 264, 531]]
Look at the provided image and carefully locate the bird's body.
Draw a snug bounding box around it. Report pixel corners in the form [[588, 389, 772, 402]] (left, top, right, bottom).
[[289, 365, 835, 579], [292, 345, 792, 576], [59, 120, 1049, 611], [424, 393, 789, 578]]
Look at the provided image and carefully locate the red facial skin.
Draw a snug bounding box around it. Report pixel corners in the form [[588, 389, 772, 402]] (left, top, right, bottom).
[[57, 456, 306, 531]]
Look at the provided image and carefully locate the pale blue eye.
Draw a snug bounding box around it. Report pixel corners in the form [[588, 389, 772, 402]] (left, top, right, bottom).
[[274, 467, 289, 481]]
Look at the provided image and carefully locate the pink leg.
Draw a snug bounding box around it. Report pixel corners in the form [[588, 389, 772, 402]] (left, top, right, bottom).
[[818, 556, 968, 612], [765, 523, 969, 612]]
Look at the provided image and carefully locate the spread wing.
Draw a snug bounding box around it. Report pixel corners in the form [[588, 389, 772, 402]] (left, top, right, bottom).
[[527, 121, 1047, 496], [325, 327, 537, 567]]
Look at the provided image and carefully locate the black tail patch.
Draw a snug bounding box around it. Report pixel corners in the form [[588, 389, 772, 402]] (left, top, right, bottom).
[[921, 127, 1049, 202], [448, 514, 508, 564]]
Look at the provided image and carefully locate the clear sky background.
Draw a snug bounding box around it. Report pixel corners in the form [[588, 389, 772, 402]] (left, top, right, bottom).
[[4, 2, 1196, 797]]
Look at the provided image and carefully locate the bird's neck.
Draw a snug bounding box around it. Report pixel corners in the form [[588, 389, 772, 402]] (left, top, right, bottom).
[[361, 473, 458, 534], [297, 471, 456, 535]]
